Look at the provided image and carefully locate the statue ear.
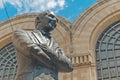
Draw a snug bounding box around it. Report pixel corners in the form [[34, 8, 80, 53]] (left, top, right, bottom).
[[36, 17, 40, 20], [35, 17, 40, 29], [36, 17, 41, 23]]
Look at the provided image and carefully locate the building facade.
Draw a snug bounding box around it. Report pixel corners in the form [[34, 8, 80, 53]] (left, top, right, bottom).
[[1, 0, 120, 80]]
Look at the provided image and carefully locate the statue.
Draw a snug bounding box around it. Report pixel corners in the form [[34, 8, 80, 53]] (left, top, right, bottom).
[[13, 10, 73, 80]]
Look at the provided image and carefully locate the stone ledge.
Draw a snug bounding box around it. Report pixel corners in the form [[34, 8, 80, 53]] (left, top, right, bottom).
[[69, 54, 92, 66]]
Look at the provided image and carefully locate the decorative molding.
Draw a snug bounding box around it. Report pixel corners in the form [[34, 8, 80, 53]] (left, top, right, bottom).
[[0, 13, 38, 27], [58, 16, 72, 32], [0, 13, 72, 32], [69, 54, 92, 67], [73, 0, 111, 33]]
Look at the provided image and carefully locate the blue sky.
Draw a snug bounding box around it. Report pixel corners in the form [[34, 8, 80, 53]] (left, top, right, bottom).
[[0, 0, 97, 22]]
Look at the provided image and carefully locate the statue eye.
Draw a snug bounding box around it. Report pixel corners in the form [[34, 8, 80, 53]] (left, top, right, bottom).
[[48, 14, 55, 18]]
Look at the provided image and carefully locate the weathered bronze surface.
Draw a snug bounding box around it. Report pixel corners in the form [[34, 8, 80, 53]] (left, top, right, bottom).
[[13, 10, 73, 80]]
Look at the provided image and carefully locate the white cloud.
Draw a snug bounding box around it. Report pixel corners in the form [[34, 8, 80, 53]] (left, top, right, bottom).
[[47, 1, 57, 9], [57, 0, 65, 8], [71, 0, 74, 2], [0, 0, 4, 8], [0, 0, 66, 14]]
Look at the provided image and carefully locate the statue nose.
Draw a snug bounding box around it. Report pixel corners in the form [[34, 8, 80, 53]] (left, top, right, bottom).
[[49, 20, 56, 24]]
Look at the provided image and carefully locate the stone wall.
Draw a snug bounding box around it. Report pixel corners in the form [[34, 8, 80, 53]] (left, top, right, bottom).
[[1, 0, 120, 80]]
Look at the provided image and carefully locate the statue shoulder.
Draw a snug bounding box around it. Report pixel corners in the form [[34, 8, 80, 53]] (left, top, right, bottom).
[[13, 29, 31, 36], [14, 29, 26, 35], [13, 30, 31, 40]]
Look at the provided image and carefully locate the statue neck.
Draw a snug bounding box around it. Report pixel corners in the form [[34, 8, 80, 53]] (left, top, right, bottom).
[[36, 29, 51, 39]]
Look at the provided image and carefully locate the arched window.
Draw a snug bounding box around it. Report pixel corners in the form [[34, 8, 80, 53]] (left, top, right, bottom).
[[96, 21, 120, 80], [0, 43, 17, 80]]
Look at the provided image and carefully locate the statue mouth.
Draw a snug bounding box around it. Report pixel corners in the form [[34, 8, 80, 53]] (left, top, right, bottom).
[[49, 21, 56, 29]]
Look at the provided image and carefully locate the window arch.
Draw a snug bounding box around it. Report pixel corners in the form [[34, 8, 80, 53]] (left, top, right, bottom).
[[0, 43, 17, 80], [96, 21, 120, 80]]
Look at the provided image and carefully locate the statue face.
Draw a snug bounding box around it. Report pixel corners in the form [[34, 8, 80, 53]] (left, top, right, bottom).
[[46, 12, 58, 29], [36, 11, 58, 32]]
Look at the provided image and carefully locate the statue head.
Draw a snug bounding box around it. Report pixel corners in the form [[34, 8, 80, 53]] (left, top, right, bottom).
[[35, 10, 58, 32]]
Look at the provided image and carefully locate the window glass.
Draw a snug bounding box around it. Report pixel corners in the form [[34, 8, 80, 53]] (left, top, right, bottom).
[[0, 43, 17, 80], [96, 21, 120, 80]]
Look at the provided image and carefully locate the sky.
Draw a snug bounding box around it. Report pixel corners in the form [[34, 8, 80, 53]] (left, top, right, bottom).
[[0, 0, 97, 22]]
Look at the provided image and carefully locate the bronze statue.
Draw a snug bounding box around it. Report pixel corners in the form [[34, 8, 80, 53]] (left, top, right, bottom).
[[13, 10, 73, 80]]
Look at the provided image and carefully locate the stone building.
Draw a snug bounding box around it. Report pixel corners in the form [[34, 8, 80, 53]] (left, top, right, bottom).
[[0, 0, 120, 80]]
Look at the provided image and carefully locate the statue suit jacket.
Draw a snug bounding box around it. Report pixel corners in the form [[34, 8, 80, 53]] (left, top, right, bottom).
[[13, 30, 73, 80]]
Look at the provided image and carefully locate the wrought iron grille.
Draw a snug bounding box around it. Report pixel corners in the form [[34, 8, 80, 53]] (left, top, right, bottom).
[[0, 43, 17, 80], [96, 21, 120, 80]]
